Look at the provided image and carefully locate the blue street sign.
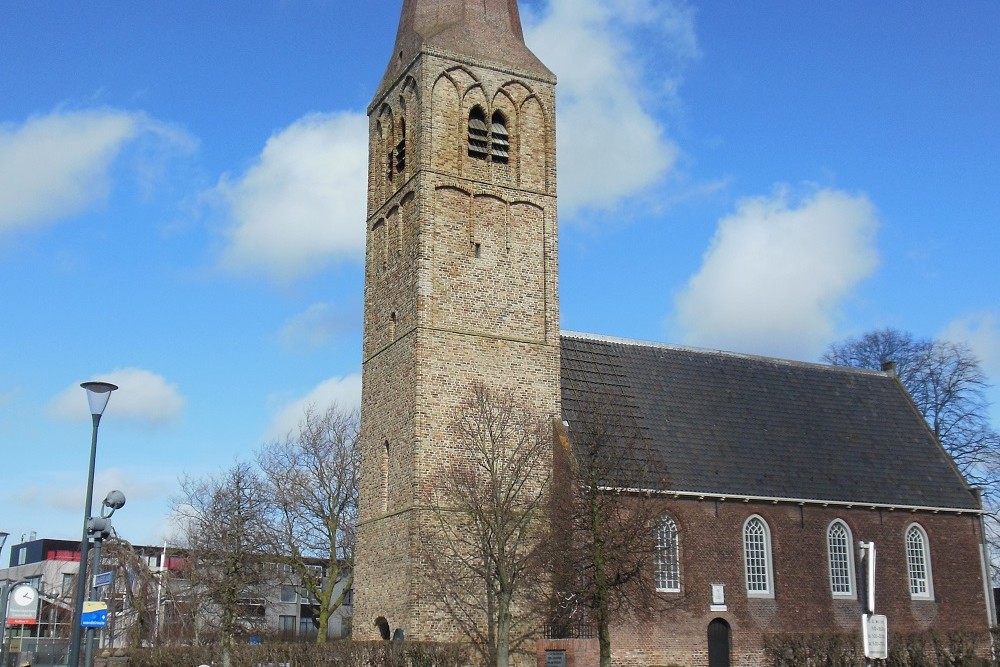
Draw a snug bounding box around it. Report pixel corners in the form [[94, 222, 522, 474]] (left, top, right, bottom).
[[81, 602, 108, 629]]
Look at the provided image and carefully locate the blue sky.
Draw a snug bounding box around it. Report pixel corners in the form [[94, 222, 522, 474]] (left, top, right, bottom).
[[1, 0, 998, 563]]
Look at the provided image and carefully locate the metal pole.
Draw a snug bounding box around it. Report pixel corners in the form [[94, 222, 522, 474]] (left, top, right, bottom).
[[69, 413, 102, 667], [84, 536, 103, 667]]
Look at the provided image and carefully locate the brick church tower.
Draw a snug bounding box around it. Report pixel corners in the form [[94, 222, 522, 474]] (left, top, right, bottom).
[[353, 0, 561, 641]]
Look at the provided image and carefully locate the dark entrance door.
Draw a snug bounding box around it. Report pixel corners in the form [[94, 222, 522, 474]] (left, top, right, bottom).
[[707, 618, 731, 667]]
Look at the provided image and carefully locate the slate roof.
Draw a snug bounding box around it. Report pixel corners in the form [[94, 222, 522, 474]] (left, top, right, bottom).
[[376, 0, 555, 101], [560, 332, 980, 511]]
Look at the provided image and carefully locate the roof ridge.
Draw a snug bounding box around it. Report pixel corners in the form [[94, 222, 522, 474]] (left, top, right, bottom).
[[560, 330, 892, 378]]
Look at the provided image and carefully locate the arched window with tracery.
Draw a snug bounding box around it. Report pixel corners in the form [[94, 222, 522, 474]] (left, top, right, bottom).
[[654, 515, 680, 592], [827, 520, 855, 597], [743, 515, 774, 598], [906, 523, 934, 599]]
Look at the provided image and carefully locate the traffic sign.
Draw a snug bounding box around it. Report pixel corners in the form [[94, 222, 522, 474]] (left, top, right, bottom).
[[863, 614, 888, 659], [81, 601, 108, 629]]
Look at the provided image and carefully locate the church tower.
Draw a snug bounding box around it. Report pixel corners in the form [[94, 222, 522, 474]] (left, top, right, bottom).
[[353, 0, 560, 641]]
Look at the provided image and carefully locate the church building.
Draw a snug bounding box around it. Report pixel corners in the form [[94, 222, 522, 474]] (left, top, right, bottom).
[[352, 1, 995, 665]]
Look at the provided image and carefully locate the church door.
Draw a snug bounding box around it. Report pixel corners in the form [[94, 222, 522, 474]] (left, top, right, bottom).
[[707, 618, 731, 667]]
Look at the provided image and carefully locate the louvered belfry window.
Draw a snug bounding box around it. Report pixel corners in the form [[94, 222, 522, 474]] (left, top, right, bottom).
[[490, 111, 509, 164], [468, 107, 489, 160]]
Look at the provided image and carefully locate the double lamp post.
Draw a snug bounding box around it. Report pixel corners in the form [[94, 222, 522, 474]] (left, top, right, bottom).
[[67, 381, 119, 667]]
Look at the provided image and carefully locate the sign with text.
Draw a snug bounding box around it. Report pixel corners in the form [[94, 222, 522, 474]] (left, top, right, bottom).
[[81, 601, 109, 629], [545, 650, 567, 667], [6, 584, 39, 625], [863, 614, 888, 659], [93, 571, 114, 588]]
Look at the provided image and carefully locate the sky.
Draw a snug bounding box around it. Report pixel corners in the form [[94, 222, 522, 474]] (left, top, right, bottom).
[[1, 0, 998, 565]]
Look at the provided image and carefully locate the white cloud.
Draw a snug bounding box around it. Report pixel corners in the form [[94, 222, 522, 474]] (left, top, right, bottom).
[[266, 374, 362, 441], [278, 302, 358, 351], [17, 467, 168, 512], [0, 109, 193, 234], [215, 112, 369, 281], [940, 311, 1000, 378], [674, 187, 880, 359], [524, 0, 699, 215], [49, 368, 186, 427]]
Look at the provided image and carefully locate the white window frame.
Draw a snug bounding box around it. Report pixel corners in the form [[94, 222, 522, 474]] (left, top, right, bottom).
[[654, 515, 681, 593], [826, 519, 856, 598], [743, 515, 775, 598], [905, 523, 934, 600]]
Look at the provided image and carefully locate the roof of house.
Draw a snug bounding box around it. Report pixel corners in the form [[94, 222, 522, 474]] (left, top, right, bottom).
[[560, 332, 980, 511], [376, 0, 554, 100]]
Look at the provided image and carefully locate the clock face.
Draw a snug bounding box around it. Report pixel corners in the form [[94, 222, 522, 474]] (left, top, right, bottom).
[[12, 585, 36, 606]]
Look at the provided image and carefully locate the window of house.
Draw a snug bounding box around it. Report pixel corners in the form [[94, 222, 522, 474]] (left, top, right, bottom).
[[827, 520, 855, 597], [906, 524, 933, 600], [743, 515, 774, 597], [490, 111, 509, 164], [279, 614, 296, 635], [654, 515, 681, 592], [280, 585, 297, 604], [62, 573, 75, 596], [468, 107, 489, 160]]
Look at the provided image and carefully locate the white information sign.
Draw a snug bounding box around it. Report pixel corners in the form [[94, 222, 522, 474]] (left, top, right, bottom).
[[863, 614, 888, 660]]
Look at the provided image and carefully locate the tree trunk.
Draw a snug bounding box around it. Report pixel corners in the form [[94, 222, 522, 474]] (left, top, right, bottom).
[[316, 606, 332, 643], [496, 594, 512, 667]]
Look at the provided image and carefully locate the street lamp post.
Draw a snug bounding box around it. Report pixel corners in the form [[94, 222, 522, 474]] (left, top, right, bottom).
[[68, 382, 117, 667], [83, 491, 125, 667]]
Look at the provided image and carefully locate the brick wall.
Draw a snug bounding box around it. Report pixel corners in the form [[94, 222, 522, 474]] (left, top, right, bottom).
[[608, 497, 991, 667], [354, 44, 560, 643]]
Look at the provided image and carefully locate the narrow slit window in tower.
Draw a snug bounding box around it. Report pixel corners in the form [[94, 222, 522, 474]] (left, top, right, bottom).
[[396, 119, 406, 174]]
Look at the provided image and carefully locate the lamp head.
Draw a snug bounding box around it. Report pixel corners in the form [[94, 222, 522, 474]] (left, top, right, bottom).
[[103, 490, 126, 511], [81, 381, 118, 417]]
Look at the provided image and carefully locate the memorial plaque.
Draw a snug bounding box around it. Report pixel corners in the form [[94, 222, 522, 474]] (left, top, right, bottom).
[[545, 650, 567, 667]]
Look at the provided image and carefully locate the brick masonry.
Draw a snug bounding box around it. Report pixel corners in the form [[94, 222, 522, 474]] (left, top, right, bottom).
[[354, 39, 561, 644], [607, 498, 991, 667], [352, 2, 993, 664]]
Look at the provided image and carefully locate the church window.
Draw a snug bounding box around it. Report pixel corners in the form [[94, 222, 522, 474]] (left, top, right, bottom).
[[905, 524, 933, 599], [396, 119, 406, 174], [827, 520, 855, 597], [468, 107, 489, 160], [743, 515, 773, 597], [654, 515, 680, 592], [490, 111, 509, 164]]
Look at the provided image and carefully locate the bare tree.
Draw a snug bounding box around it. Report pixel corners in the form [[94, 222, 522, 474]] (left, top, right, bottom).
[[824, 328, 999, 496], [100, 538, 160, 649], [173, 461, 271, 665], [427, 383, 551, 667], [548, 401, 671, 667], [257, 403, 360, 642]]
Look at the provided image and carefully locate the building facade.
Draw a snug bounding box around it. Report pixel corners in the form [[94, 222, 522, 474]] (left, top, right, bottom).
[[560, 334, 994, 666], [0, 537, 351, 661], [353, 1, 995, 665], [354, 0, 561, 642]]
